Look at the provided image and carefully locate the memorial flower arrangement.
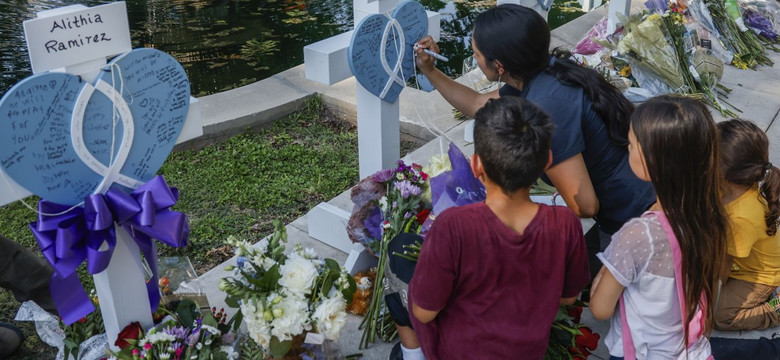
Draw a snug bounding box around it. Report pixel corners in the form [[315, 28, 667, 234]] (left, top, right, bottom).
[[609, 7, 737, 116], [346, 161, 431, 255], [345, 161, 430, 347], [573, 0, 779, 116], [112, 299, 240, 360], [218, 221, 356, 359], [546, 305, 600, 360], [703, 0, 774, 69]]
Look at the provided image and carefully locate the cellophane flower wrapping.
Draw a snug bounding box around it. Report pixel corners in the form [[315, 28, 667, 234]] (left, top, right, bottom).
[[15, 301, 109, 360], [617, 12, 688, 91], [574, 17, 610, 55], [421, 143, 486, 235]]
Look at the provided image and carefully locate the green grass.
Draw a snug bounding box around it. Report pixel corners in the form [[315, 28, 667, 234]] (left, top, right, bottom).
[[0, 96, 374, 359]]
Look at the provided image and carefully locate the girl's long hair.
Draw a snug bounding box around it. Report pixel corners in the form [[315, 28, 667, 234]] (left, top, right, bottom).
[[473, 4, 634, 146], [631, 95, 728, 339], [718, 119, 780, 236]]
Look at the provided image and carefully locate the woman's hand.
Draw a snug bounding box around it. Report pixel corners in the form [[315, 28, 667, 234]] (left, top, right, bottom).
[[414, 36, 439, 74]]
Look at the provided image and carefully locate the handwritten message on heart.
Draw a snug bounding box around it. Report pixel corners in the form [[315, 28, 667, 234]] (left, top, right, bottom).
[[0, 48, 190, 205], [348, 1, 428, 103]]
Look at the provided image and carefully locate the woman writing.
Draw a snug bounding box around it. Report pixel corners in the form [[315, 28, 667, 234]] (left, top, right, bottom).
[[415, 4, 655, 245]]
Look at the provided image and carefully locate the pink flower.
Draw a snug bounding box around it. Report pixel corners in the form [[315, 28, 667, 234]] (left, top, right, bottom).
[[143, 342, 152, 350]]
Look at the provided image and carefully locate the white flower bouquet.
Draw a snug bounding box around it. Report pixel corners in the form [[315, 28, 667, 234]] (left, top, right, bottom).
[[218, 221, 356, 358]]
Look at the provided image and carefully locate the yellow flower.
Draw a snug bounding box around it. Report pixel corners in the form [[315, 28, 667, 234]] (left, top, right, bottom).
[[732, 55, 748, 70], [619, 65, 632, 77]]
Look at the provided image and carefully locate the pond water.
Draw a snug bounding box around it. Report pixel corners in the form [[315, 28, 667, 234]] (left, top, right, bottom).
[[0, 0, 585, 98]]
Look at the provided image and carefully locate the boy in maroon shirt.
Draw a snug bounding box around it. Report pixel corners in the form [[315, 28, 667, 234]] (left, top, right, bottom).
[[409, 97, 590, 359]]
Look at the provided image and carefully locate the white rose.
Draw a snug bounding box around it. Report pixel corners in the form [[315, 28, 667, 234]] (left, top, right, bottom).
[[270, 295, 310, 341], [313, 295, 347, 340], [278, 253, 318, 297]]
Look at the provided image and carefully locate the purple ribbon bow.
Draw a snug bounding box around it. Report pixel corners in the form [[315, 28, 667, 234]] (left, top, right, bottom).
[[106, 175, 189, 314], [29, 175, 188, 325], [30, 194, 117, 324]]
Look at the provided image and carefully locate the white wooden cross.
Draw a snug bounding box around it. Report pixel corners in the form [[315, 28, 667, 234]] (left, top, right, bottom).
[[302, 0, 439, 268], [0, 2, 202, 350]]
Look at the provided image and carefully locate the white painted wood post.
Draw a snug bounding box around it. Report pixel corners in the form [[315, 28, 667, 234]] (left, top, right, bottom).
[[93, 227, 156, 346], [303, 0, 439, 265], [496, 0, 550, 20], [607, 0, 632, 33], [3, 2, 203, 350]]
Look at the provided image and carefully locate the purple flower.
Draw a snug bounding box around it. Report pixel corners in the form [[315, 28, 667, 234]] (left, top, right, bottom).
[[404, 212, 412, 219], [394, 180, 422, 198], [372, 168, 395, 183], [187, 332, 200, 347], [744, 10, 778, 41], [644, 0, 667, 12], [221, 332, 236, 344], [163, 326, 190, 341], [364, 206, 383, 241]]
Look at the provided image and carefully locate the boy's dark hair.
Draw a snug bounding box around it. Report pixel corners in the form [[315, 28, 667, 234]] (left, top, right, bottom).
[[473, 96, 554, 194]]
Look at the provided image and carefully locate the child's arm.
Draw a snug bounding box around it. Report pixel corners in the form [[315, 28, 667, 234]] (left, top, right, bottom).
[[560, 209, 591, 300], [590, 266, 625, 320], [412, 303, 439, 324]]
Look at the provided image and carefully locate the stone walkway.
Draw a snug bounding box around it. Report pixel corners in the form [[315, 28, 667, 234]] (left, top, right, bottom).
[[187, 3, 780, 359]]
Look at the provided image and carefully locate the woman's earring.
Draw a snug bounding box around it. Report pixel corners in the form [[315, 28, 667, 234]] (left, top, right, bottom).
[[497, 74, 503, 90]]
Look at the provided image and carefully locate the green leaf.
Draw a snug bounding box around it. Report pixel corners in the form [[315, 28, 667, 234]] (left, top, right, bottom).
[[113, 347, 136, 360], [269, 336, 293, 358], [225, 295, 240, 308], [231, 310, 244, 332], [202, 311, 219, 327], [321, 274, 335, 296], [342, 275, 357, 304], [259, 264, 282, 290], [177, 299, 198, 329], [324, 258, 340, 273]]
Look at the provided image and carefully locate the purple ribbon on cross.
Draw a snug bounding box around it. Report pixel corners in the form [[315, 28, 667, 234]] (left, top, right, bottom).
[[30, 175, 189, 325]]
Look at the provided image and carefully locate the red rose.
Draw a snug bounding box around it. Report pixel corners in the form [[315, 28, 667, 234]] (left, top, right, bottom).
[[566, 305, 583, 323], [114, 321, 143, 349], [569, 326, 600, 358], [416, 209, 431, 224]]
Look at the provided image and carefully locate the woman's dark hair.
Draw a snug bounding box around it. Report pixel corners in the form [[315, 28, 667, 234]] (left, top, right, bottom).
[[631, 95, 728, 340], [473, 4, 634, 146], [718, 119, 780, 236], [474, 96, 554, 194]]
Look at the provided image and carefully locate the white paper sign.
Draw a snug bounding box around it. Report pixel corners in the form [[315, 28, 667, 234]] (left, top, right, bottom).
[[23, 2, 132, 74]]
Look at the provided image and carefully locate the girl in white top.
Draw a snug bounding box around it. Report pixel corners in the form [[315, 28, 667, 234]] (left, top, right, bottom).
[[589, 95, 729, 360]]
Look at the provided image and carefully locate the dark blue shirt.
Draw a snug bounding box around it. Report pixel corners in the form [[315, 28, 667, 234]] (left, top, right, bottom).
[[500, 69, 655, 234]]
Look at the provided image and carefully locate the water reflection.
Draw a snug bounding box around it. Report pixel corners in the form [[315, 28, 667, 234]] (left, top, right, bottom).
[[0, 0, 583, 97]]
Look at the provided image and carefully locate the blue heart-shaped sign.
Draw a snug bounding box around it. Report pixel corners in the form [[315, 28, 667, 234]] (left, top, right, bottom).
[[0, 48, 190, 205], [349, 1, 428, 103]]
